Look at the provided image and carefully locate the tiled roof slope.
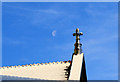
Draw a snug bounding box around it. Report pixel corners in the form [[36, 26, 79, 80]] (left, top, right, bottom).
[[0, 61, 71, 80]]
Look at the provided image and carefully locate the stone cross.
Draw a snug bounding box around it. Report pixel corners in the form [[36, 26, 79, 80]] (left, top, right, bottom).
[[73, 28, 83, 55]]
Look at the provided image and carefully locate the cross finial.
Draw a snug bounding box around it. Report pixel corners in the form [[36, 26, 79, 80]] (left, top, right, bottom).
[[73, 28, 83, 55]]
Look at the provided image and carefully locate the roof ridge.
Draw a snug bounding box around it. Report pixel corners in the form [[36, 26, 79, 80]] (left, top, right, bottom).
[[0, 60, 71, 69]]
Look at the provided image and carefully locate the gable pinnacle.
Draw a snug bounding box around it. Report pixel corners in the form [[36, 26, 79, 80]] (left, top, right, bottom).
[[73, 28, 83, 55]]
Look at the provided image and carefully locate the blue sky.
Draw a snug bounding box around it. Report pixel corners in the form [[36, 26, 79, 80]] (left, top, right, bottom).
[[2, 2, 118, 80]]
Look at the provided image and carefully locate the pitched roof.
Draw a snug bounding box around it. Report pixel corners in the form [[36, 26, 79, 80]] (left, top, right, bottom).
[[0, 61, 71, 80], [0, 53, 87, 81]]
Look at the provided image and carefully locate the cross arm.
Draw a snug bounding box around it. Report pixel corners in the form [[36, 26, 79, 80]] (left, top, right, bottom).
[[73, 32, 83, 36]]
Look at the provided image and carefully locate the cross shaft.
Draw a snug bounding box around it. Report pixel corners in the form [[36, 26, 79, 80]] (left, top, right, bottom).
[[73, 28, 83, 55]]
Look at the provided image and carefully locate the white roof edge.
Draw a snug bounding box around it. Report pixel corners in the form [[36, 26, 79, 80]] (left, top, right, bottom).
[[69, 53, 84, 80]]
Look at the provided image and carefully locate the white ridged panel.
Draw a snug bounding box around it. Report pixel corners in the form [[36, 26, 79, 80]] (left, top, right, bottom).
[[0, 62, 70, 80]]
